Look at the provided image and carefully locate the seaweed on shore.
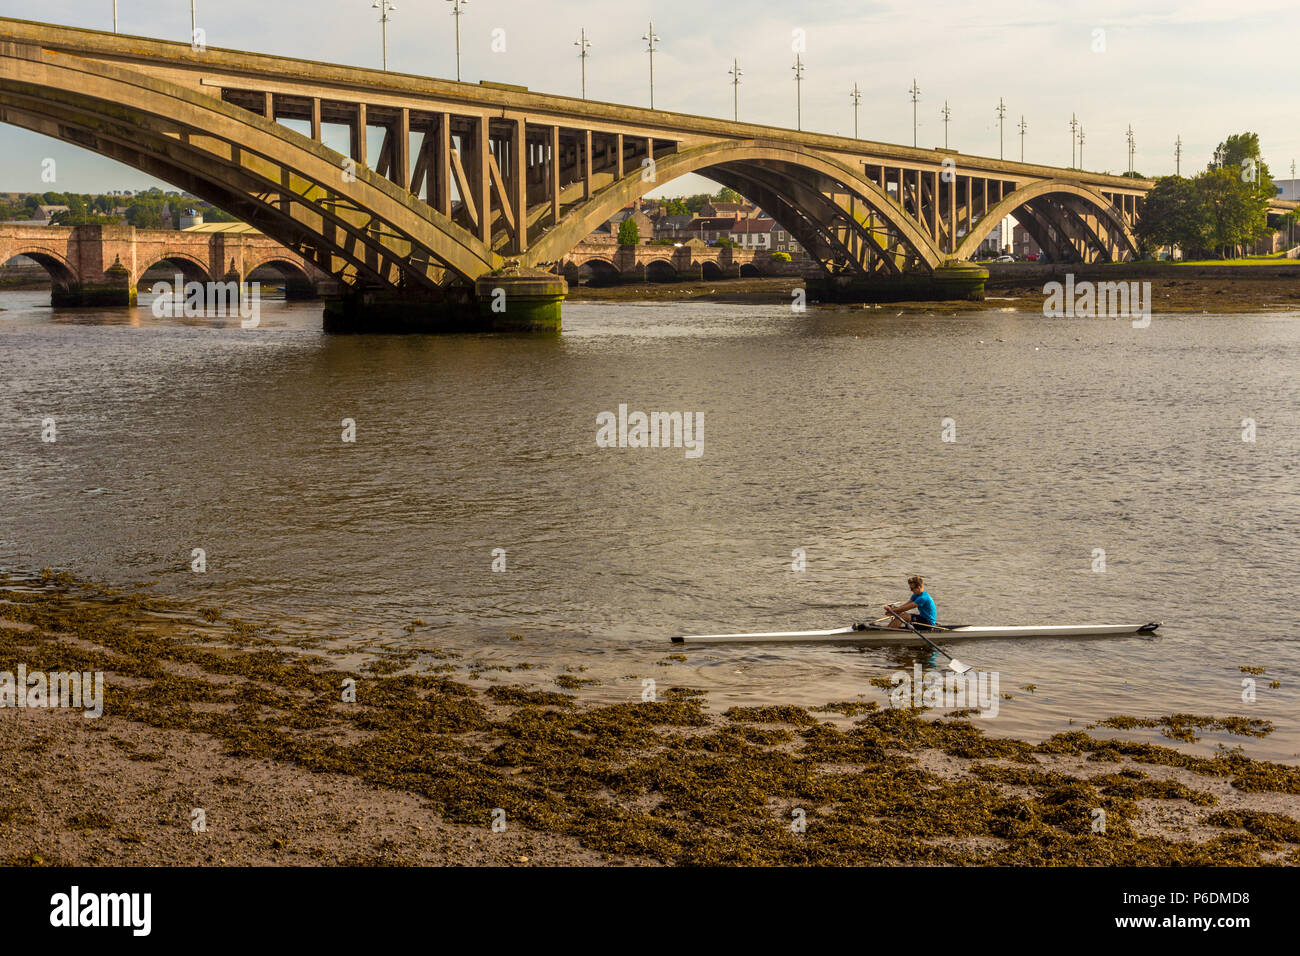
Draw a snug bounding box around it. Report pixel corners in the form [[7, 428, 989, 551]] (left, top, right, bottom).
[[2, 577, 1299, 866]]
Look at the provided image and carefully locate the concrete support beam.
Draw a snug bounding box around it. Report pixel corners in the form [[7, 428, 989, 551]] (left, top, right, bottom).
[[616, 132, 624, 179], [513, 117, 527, 254], [582, 129, 592, 201], [435, 112, 451, 216], [550, 125, 561, 227], [310, 97, 321, 141], [476, 118, 491, 246], [353, 102, 367, 167], [396, 107, 410, 192]]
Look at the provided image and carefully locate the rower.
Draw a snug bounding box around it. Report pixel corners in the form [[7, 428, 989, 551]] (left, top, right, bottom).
[[885, 575, 937, 629]]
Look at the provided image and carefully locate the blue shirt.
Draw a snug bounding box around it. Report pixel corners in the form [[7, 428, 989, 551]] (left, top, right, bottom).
[[910, 590, 937, 625]]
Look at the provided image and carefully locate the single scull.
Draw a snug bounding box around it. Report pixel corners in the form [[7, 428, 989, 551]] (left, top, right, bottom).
[[671, 621, 1161, 646]]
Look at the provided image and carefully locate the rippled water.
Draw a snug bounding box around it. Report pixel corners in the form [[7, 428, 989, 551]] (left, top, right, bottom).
[[2, 289, 1298, 759]]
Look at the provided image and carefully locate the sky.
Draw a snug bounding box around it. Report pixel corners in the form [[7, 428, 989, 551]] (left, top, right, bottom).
[[3, 0, 1298, 198]]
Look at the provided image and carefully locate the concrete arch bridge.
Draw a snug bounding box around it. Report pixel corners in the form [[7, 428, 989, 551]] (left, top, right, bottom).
[[2, 17, 1290, 330]]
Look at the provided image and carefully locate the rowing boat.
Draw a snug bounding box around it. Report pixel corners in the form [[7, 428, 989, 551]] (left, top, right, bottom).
[[671, 621, 1161, 645]]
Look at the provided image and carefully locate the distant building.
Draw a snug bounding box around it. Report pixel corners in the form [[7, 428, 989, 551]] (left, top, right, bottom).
[[1012, 223, 1043, 260], [769, 223, 804, 255], [702, 200, 760, 219], [1273, 179, 1300, 201], [587, 208, 653, 244], [653, 213, 696, 241], [728, 217, 775, 250], [686, 216, 739, 243], [178, 208, 205, 229], [34, 204, 70, 223]]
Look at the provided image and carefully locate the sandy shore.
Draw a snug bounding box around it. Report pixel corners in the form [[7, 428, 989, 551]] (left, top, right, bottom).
[[2, 577, 1297, 866]]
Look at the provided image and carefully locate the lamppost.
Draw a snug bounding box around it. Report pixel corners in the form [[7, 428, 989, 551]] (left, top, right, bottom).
[[1078, 125, 1085, 170], [1018, 115, 1027, 162], [941, 101, 950, 149], [447, 0, 467, 82], [1291, 159, 1296, 247], [792, 55, 805, 131], [729, 58, 743, 122], [643, 22, 660, 109], [851, 83, 862, 139], [374, 0, 392, 70], [908, 79, 920, 148], [1175, 135, 1182, 176], [575, 28, 591, 100], [190, 1, 196, 40], [1126, 125, 1135, 174], [1070, 113, 1078, 168], [996, 97, 1006, 160], [113, 1, 118, 32]]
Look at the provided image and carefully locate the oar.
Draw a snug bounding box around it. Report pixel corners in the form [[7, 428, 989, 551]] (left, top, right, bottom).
[[886, 608, 973, 675]]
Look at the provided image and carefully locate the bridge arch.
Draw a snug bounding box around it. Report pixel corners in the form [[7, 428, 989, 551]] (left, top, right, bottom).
[[645, 260, 677, 283], [0, 41, 499, 296], [525, 140, 945, 276], [137, 253, 212, 287], [246, 256, 318, 298], [0, 247, 79, 290], [567, 257, 620, 286], [954, 179, 1139, 262]]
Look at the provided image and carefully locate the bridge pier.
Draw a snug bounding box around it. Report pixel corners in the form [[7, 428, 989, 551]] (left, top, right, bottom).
[[809, 261, 988, 304], [51, 258, 135, 307], [323, 269, 566, 334]]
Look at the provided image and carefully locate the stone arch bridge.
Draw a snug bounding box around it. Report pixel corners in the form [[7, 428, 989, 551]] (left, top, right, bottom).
[[0, 223, 337, 305], [561, 242, 811, 284], [0, 17, 1293, 330]]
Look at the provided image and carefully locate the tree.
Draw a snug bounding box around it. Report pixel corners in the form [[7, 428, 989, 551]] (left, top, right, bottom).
[[1134, 175, 1202, 256], [125, 197, 166, 229], [715, 186, 743, 203], [616, 217, 640, 246], [1196, 167, 1269, 257], [1134, 131, 1276, 259]]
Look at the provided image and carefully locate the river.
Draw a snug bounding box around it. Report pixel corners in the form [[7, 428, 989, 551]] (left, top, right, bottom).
[[2, 289, 1297, 759]]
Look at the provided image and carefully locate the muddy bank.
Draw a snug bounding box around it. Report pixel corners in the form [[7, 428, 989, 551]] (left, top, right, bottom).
[[1, 576, 1297, 866], [566, 270, 1300, 314]]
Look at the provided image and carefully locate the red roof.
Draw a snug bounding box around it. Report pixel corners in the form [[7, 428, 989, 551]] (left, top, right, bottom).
[[730, 218, 776, 234]]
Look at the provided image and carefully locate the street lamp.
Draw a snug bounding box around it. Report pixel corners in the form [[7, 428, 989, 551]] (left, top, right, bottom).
[[643, 22, 660, 108], [941, 101, 950, 149], [1126, 124, 1135, 174], [1018, 115, 1027, 162], [851, 84, 862, 139], [729, 58, 743, 122], [1078, 125, 1085, 170], [373, 0, 395, 71], [575, 28, 591, 100], [996, 97, 1006, 160], [792, 55, 805, 131], [113, 2, 118, 32], [1070, 113, 1078, 168], [908, 79, 920, 148], [447, 0, 467, 82], [1175, 135, 1182, 176]]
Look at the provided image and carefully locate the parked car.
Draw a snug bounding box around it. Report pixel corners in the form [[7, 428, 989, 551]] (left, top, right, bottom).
[[994, 254, 1015, 263]]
